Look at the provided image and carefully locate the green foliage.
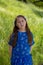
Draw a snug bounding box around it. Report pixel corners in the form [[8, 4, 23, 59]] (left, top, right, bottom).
[[0, 0, 43, 65], [19, 0, 43, 7]]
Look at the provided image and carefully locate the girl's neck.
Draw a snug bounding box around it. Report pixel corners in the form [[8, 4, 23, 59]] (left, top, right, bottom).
[[18, 28, 26, 32]]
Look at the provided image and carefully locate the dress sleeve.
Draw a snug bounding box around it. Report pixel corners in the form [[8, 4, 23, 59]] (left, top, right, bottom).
[[30, 32, 35, 46], [8, 33, 14, 46]]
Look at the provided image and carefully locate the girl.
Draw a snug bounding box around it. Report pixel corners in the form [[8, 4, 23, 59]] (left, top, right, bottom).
[[8, 15, 35, 65]]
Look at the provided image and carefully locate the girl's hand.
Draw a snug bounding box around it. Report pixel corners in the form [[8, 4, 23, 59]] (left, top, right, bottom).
[[30, 46, 32, 52], [29, 46, 32, 54]]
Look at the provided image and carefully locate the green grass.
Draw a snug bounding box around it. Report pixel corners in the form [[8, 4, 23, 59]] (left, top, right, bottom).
[[0, 0, 43, 65]]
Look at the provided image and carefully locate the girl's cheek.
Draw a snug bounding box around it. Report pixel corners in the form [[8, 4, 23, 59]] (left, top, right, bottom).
[[24, 23, 26, 27], [16, 24, 20, 28], [18, 24, 21, 28]]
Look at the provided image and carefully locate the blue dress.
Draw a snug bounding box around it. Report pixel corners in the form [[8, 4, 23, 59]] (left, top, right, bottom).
[[8, 31, 35, 65]]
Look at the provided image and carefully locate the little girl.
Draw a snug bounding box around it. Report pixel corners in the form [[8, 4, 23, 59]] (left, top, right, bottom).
[[8, 15, 35, 65]]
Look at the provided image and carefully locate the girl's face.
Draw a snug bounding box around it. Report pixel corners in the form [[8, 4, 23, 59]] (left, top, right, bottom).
[[16, 17, 26, 30]]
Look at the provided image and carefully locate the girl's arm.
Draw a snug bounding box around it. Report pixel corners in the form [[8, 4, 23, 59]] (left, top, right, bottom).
[[8, 33, 14, 57], [30, 32, 35, 52], [8, 45, 12, 58]]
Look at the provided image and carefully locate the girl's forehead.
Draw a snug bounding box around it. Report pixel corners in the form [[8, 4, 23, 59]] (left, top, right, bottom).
[[17, 17, 25, 20]]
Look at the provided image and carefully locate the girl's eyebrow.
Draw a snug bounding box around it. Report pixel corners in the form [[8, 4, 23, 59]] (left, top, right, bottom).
[[17, 20, 23, 22], [17, 21, 20, 23]]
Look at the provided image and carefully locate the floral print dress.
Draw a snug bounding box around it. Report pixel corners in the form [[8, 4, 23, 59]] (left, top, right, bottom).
[[8, 31, 35, 65]]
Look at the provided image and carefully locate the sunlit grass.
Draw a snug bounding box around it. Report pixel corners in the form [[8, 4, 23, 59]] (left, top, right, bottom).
[[0, 0, 43, 65]]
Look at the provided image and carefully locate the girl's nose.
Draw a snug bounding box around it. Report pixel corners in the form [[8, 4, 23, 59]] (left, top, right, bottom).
[[20, 22, 24, 26]]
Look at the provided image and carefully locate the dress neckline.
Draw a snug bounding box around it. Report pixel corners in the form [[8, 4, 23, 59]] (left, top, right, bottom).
[[18, 30, 27, 33]]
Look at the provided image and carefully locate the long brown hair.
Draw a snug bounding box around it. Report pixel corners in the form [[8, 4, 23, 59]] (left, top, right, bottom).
[[9, 15, 33, 47]]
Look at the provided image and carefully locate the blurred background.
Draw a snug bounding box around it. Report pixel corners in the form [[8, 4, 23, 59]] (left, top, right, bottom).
[[0, 0, 43, 65]]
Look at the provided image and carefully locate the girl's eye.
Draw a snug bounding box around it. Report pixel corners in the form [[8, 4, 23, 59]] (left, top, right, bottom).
[[22, 20, 24, 22], [18, 22, 20, 23]]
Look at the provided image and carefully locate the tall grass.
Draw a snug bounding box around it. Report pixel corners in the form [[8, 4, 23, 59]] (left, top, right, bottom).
[[0, 0, 43, 65]]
